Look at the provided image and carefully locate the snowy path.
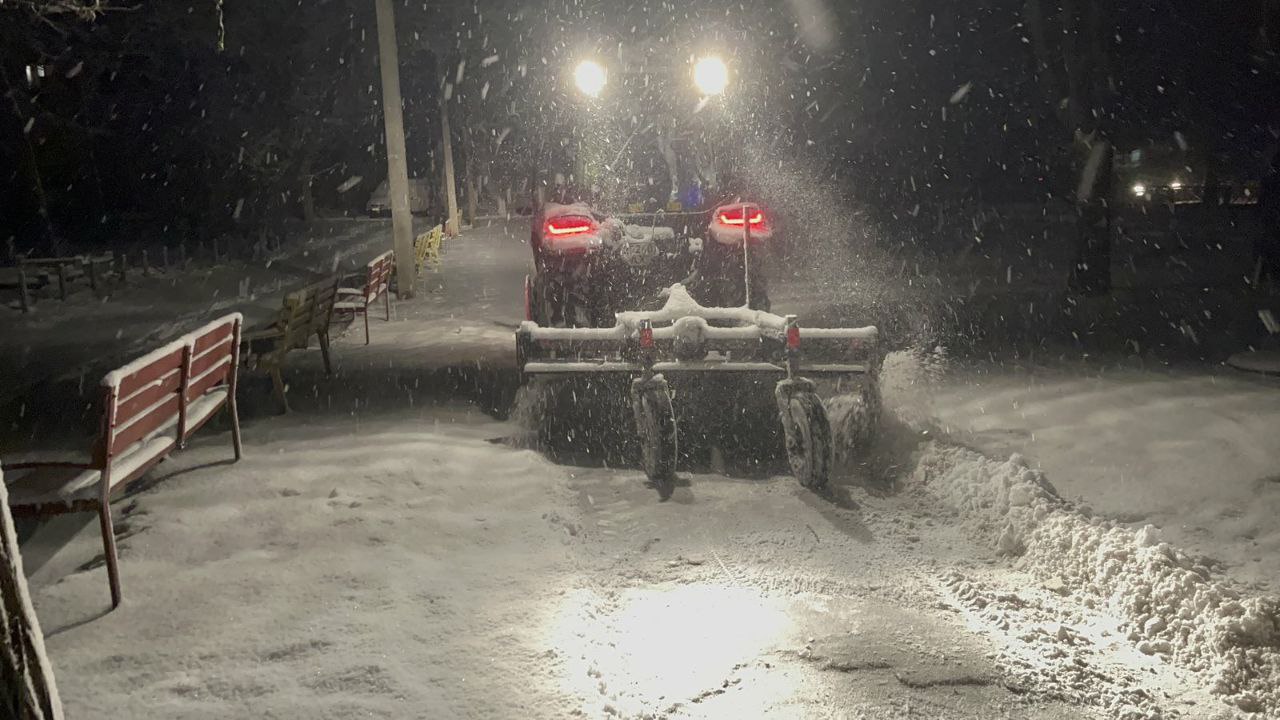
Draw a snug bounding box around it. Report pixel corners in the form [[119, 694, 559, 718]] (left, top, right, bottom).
[[16, 222, 1245, 718], [32, 405, 1146, 719]]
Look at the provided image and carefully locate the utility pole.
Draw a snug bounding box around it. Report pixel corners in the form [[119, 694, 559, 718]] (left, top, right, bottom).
[[374, 0, 416, 298], [441, 95, 461, 236]]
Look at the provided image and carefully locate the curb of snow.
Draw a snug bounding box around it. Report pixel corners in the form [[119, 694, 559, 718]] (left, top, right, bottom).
[[913, 442, 1280, 715]]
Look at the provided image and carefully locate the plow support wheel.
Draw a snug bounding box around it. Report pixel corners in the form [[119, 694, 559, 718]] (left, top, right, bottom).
[[630, 376, 678, 486], [776, 378, 833, 491]]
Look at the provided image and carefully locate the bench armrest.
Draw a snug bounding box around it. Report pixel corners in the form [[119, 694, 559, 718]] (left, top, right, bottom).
[[336, 287, 363, 296], [240, 326, 284, 343]]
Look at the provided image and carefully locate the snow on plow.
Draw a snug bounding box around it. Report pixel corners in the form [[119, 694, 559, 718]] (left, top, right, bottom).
[[515, 285, 882, 490]]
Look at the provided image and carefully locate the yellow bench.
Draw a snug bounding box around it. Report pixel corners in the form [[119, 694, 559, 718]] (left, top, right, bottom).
[[415, 225, 444, 275]]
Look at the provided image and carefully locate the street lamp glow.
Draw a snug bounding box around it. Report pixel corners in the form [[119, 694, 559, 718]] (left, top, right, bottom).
[[1132, 183, 1147, 197], [693, 56, 729, 96], [574, 60, 606, 97]]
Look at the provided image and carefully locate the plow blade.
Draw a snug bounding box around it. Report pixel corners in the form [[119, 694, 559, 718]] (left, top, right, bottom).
[[521, 360, 871, 376], [514, 285, 882, 491]]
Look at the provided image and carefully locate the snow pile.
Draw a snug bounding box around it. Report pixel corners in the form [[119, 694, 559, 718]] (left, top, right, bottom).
[[915, 443, 1280, 714], [1028, 514, 1280, 713], [939, 571, 1171, 719]]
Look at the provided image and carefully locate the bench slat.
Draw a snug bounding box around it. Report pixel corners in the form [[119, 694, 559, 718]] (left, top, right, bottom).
[[186, 357, 231, 401], [115, 368, 183, 424], [191, 320, 236, 355], [190, 336, 234, 378], [110, 346, 186, 400], [110, 394, 181, 455]]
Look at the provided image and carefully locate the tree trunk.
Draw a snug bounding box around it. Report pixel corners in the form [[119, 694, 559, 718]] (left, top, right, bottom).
[[1069, 138, 1114, 296], [0, 65, 55, 250], [465, 155, 478, 227], [0, 474, 63, 720]]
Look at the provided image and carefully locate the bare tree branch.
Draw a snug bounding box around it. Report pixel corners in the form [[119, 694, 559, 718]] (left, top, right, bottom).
[[0, 0, 137, 22]]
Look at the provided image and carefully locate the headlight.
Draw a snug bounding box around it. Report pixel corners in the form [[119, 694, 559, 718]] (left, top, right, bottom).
[[574, 60, 606, 98], [693, 56, 729, 96]]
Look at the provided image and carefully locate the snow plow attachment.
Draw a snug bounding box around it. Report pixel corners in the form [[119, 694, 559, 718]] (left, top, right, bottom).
[[515, 285, 882, 490]]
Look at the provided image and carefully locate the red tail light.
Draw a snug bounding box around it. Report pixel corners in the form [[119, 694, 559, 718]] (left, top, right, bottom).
[[545, 215, 597, 237], [786, 325, 801, 350], [639, 322, 655, 349], [717, 205, 768, 231]]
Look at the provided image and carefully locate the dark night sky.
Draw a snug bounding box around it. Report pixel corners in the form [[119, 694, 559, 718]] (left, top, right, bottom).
[[0, 0, 1275, 250]]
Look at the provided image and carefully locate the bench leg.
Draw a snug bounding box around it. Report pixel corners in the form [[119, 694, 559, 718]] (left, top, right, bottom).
[[384, 289, 391, 321], [364, 306, 371, 345], [98, 503, 122, 609], [318, 331, 333, 375], [229, 392, 243, 461], [270, 368, 290, 414], [18, 266, 31, 312]]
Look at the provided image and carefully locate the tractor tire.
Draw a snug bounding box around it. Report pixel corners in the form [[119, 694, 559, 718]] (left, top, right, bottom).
[[528, 274, 549, 326], [631, 377, 678, 486], [776, 380, 832, 490], [523, 274, 534, 322]]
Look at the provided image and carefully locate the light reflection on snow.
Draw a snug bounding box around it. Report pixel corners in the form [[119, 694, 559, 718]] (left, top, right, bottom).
[[549, 583, 792, 716]]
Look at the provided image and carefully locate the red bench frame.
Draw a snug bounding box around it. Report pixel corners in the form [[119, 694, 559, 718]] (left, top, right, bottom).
[[2, 313, 243, 608], [335, 251, 393, 344], [183, 314, 244, 452]]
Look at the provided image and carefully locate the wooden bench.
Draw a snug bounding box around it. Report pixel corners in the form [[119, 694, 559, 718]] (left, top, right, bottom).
[[414, 224, 444, 276], [1, 313, 243, 608], [335, 250, 393, 345], [242, 276, 339, 413]]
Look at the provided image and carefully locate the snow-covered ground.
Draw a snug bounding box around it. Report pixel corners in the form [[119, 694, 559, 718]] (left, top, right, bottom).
[[28, 396, 1117, 719], [931, 362, 1280, 590], [11, 220, 1280, 718]]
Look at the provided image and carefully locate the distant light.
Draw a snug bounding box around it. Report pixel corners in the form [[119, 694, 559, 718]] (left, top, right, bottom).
[[574, 60, 606, 97], [1132, 183, 1147, 197], [1169, 180, 1183, 190], [693, 56, 729, 96]]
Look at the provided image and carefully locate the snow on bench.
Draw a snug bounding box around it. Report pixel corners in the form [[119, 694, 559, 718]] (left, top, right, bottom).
[[2, 313, 243, 609]]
